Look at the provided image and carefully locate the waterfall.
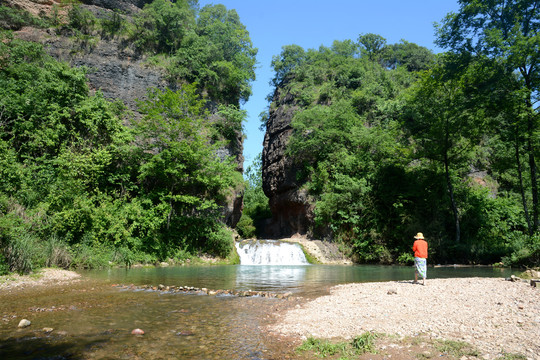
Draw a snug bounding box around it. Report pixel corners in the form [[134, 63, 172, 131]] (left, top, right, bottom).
[[235, 240, 309, 265]]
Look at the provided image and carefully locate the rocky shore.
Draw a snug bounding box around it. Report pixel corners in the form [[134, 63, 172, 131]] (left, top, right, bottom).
[[0, 268, 81, 292], [269, 277, 540, 359]]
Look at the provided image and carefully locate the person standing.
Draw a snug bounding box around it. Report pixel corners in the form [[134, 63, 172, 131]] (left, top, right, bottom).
[[413, 232, 428, 285]]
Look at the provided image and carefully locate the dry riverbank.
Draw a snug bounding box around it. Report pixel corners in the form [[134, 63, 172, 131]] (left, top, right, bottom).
[[0, 268, 81, 292], [269, 277, 540, 359]]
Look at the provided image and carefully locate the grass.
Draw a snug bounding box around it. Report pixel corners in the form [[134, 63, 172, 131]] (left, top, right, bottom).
[[499, 353, 527, 360], [433, 339, 480, 358], [296, 332, 379, 359], [297, 337, 349, 358], [351, 331, 378, 354], [296, 334, 528, 360]]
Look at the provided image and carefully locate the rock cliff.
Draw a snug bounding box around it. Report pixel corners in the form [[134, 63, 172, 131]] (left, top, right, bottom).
[[262, 80, 313, 237], [5, 0, 244, 226]]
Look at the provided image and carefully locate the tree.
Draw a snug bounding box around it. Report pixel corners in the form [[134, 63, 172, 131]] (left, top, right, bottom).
[[238, 153, 271, 237], [135, 85, 241, 256], [132, 0, 196, 54], [358, 33, 387, 62], [381, 40, 436, 72], [404, 56, 493, 243], [270, 44, 306, 86], [196, 4, 257, 104], [436, 0, 539, 234], [331, 39, 359, 58]]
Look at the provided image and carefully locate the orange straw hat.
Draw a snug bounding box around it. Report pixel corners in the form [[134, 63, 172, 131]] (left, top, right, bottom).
[[414, 232, 424, 239]]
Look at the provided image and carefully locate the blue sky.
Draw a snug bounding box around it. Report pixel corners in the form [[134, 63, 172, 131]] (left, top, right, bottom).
[[198, 0, 460, 170]]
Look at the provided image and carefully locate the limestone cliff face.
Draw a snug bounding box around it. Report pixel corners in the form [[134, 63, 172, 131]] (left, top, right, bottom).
[[262, 80, 313, 237], [7, 0, 244, 226]]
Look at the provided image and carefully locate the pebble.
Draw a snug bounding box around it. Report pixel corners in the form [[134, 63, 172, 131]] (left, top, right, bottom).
[[43, 327, 54, 333], [270, 278, 540, 358], [18, 319, 31, 328], [176, 330, 194, 336], [131, 328, 145, 335], [113, 283, 295, 299]]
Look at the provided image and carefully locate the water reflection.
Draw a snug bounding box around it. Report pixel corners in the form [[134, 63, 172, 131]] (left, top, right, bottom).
[[235, 265, 308, 291], [83, 264, 518, 296]]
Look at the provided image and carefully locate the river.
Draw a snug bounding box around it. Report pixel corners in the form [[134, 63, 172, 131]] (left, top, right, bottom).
[[0, 264, 518, 359]]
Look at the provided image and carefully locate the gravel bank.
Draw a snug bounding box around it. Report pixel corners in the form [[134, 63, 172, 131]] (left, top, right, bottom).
[[269, 277, 540, 359], [0, 268, 81, 291]]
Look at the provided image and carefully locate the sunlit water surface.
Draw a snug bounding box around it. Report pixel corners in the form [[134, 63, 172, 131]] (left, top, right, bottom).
[[0, 265, 518, 359]]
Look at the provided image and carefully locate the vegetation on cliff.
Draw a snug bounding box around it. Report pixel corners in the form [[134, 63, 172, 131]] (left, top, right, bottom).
[[0, 0, 257, 274], [265, 1, 539, 266]]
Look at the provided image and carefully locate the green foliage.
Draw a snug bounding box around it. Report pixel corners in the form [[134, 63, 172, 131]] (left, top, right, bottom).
[[204, 225, 234, 258], [68, 3, 98, 35], [271, 44, 306, 86], [502, 233, 540, 267], [100, 10, 126, 38], [381, 40, 435, 71], [132, 0, 195, 54], [0, 32, 245, 270], [242, 154, 271, 237], [135, 85, 241, 258], [433, 339, 479, 358], [130, 1, 257, 105], [268, 30, 536, 265], [0, 253, 8, 275], [216, 104, 246, 144], [44, 235, 72, 268], [277, 42, 415, 261], [236, 214, 256, 238], [351, 331, 378, 354], [397, 252, 414, 265], [436, 0, 539, 235], [0, 6, 49, 30], [358, 33, 387, 61], [297, 337, 348, 358], [297, 332, 379, 358]]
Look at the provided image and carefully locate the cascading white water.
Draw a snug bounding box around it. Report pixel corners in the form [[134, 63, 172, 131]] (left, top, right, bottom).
[[235, 240, 309, 265]]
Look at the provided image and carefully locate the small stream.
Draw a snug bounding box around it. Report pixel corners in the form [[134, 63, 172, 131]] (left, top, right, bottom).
[[0, 245, 519, 359]]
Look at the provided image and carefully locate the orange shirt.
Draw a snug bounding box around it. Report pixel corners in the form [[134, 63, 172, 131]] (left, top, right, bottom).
[[413, 239, 428, 258]]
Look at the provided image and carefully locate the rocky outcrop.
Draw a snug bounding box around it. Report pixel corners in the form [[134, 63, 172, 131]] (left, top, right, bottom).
[[15, 26, 168, 113], [262, 80, 313, 237], [2, 0, 148, 17], [7, 1, 244, 227]]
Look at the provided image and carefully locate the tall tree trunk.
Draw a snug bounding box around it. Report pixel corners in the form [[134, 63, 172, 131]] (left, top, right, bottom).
[[515, 124, 533, 235], [444, 152, 460, 243]]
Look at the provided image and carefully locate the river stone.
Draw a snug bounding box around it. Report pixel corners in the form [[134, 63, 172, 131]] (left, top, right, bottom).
[[18, 319, 31, 328], [131, 328, 145, 335], [176, 330, 194, 336], [43, 327, 54, 333]]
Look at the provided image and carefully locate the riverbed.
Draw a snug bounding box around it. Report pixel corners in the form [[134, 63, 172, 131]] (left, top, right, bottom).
[[0, 265, 531, 359]]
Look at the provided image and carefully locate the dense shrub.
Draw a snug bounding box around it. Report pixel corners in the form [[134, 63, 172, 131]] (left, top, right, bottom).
[[236, 214, 256, 238]]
